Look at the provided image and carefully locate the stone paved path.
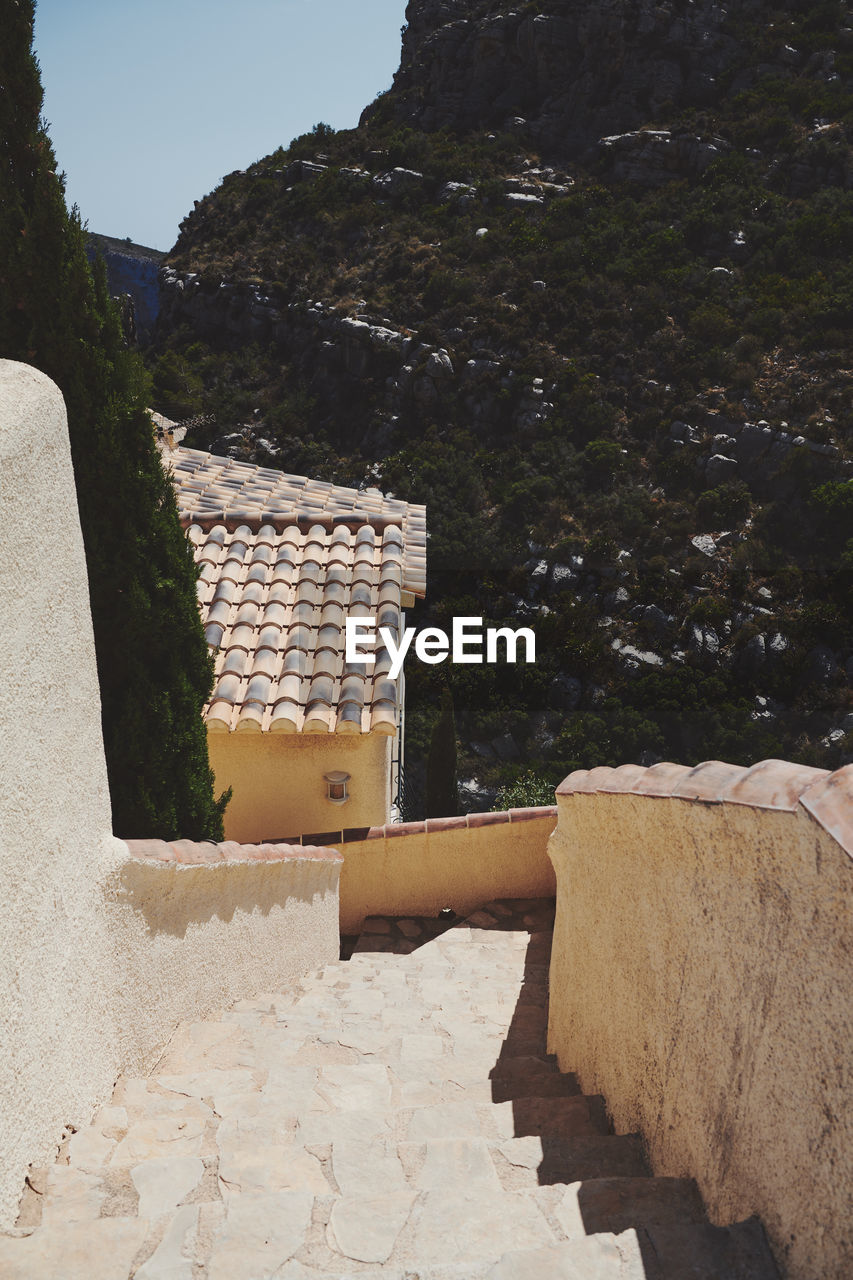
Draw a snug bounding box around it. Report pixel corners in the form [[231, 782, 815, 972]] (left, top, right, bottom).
[[1, 900, 778, 1278]]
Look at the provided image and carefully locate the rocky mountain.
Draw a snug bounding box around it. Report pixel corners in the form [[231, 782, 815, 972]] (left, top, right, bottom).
[[381, 0, 739, 155], [145, 1, 853, 809]]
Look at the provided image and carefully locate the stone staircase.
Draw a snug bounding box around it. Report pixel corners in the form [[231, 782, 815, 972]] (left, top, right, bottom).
[[1, 900, 779, 1279]]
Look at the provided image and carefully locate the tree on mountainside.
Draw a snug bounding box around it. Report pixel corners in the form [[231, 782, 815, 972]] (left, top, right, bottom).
[[0, 0, 228, 839]]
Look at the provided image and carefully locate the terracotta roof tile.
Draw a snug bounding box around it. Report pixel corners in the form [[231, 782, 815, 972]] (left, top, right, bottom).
[[222, 649, 249, 677], [235, 704, 264, 732], [340, 674, 366, 705], [207, 701, 234, 732], [304, 704, 333, 733], [369, 701, 398, 735], [372, 677, 398, 704], [336, 702, 364, 733], [169, 445, 426, 597], [257, 625, 281, 652], [269, 702, 299, 733], [282, 649, 307, 676]]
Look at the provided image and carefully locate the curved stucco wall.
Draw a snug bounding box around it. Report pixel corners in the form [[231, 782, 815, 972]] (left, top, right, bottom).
[[0, 361, 127, 1228], [0, 364, 343, 1231], [547, 759, 853, 1280], [334, 807, 558, 935], [208, 729, 392, 843]]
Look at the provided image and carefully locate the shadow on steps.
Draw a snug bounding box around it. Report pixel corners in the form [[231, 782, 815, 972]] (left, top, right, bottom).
[[343, 908, 459, 958], [479, 898, 781, 1279]]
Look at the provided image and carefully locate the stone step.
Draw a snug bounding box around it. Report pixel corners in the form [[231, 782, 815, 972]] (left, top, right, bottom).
[[488, 1055, 580, 1103], [495, 1133, 649, 1188], [489, 1053, 566, 1079], [511, 1093, 610, 1140], [495, 1037, 556, 1061], [488, 1214, 781, 1280], [637, 1217, 781, 1279], [561, 1176, 707, 1235], [489, 1072, 581, 1103]]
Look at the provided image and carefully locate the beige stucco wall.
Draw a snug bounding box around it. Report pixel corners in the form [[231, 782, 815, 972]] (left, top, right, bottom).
[[547, 790, 853, 1280], [208, 729, 392, 842], [0, 363, 342, 1231], [109, 847, 341, 1076], [336, 810, 558, 935]]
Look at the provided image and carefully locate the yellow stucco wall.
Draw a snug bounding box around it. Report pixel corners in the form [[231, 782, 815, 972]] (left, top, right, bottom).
[[209, 730, 392, 842], [335, 812, 558, 935], [547, 790, 853, 1280]]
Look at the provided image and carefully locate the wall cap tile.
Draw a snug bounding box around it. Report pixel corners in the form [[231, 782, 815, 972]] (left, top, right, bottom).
[[125, 838, 343, 867], [597, 764, 648, 794], [630, 762, 692, 796], [799, 764, 853, 862], [554, 757, 853, 861], [671, 760, 747, 802], [509, 806, 558, 822], [425, 815, 469, 832], [723, 759, 830, 811], [383, 821, 427, 839], [466, 810, 509, 829]]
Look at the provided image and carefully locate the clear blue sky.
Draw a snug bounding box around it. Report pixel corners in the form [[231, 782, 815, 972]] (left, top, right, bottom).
[[34, 0, 407, 252]]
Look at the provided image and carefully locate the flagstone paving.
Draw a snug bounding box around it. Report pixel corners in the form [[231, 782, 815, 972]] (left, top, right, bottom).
[[1, 900, 779, 1278]]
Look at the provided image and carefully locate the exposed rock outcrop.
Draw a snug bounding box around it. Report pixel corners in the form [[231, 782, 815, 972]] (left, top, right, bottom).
[[368, 0, 751, 157], [598, 129, 729, 185]]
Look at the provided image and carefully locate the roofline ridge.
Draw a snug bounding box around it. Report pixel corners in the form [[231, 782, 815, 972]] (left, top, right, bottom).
[[182, 510, 404, 534]]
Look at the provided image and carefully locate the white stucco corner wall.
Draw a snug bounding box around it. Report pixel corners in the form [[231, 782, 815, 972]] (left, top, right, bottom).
[[0, 363, 345, 1232], [0, 361, 128, 1229]]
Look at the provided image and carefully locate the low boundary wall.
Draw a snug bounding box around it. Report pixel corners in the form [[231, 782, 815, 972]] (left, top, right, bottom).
[[118, 839, 342, 1070], [547, 758, 853, 1280], [283, 807, 558, 935]]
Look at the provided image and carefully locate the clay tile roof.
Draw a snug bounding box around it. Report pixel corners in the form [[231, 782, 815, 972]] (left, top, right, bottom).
[[185, 508, 419, 735], [170, 446, 425, 597], [170, 449, 428, 736]]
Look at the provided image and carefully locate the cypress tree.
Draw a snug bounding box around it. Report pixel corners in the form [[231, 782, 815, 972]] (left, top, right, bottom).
[[426, 686, 458, 818], [0, 0, 227, 839]]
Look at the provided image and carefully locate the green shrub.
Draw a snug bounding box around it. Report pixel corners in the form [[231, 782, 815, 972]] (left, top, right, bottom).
[[1, 5, 226, 839], [493, 770, 556, 810]]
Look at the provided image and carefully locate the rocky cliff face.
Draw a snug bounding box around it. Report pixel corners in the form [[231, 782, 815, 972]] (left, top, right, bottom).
[[369, 0, 753, 156], [87, 235, 165, 343]]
